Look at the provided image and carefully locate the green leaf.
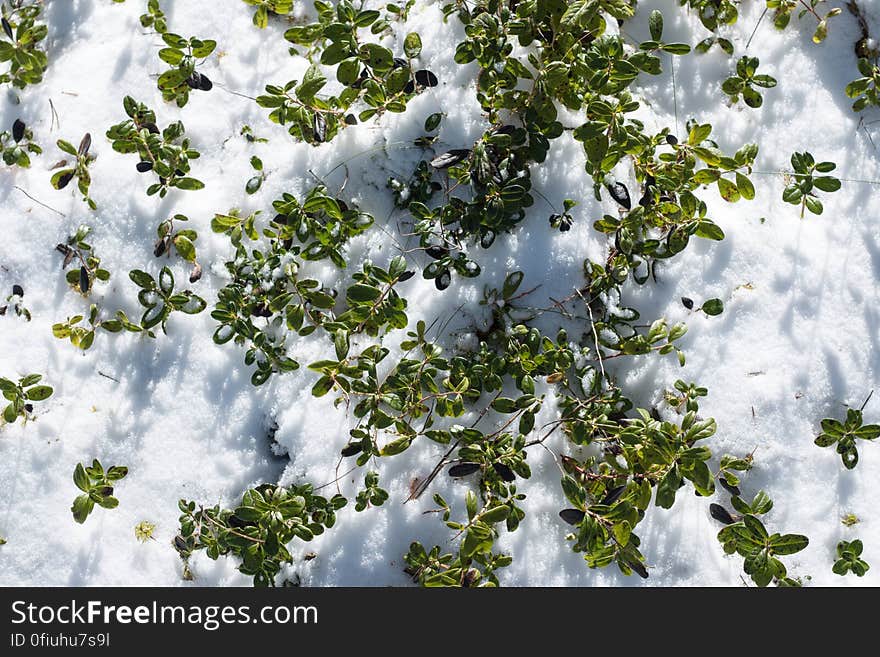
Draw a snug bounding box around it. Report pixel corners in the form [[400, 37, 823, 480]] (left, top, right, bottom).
[[648, 10, 663, 41], [804, 195, 823, 215], [701, 299, 724, 316], [743, 514, 768, 540], [655, 465, 680, 509], [346, 284, 381, 303], [71, 494, 94, 524], [813, 176, 841, 193], [296, 65, 327, 101], [404, 32, 422, 59], [491, 398, 517, 413], [735, 173, 755, 200], [56, 139, 77, 156], [359, 43, 394, 73], [26, 385, 53, 401], [717, 177, 741, 203], [174, 177, 204, 191], [173, 235, 196, 262], [253, 5, 269, 28], [380, 435, 413, 456], [73, 463, 89, 492], [770, 534, 809, 556]]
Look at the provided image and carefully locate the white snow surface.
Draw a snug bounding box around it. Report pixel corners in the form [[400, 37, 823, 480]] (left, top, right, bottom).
[[1, 0, 879, 587]]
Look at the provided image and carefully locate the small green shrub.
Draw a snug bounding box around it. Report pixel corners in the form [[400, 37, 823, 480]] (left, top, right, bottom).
[[107, 96, 204, 197], [1, 118, 40, 167], [782, 151, 840, 217], [833, 539, 870, 577], [711, 491, 809, 587], [128, 267, 206, 335], [1, 284, 29, 321], [846, 57, 880, 112], [815, 407, 879, 469], [139, 0, 167, 33], [53, 304, 142, 351], [722, 56, 777, 108], [0, 1, 47, 89], [241, 0, 292, 28], [174, 483, 347, 586], [154, 214, 202, 283], [71, 460, 129, 524], [55, 225, 111, 296], [271, 0, 432, 144], [51, 134, 97, 210], [156, 32, 216, 107], [0, 374, 52, 425]]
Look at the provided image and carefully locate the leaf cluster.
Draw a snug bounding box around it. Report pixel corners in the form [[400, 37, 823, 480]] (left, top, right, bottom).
[[0, 1, 48, 89], [107, 96, 204, 197], [174, 483, 347, 586], [0, 373, 52, 425], [1, 117, 40, 167], [71, 459, 129, 524]]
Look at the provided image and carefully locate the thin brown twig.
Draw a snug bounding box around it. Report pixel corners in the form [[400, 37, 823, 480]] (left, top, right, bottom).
[[14, 186, 65, 217]]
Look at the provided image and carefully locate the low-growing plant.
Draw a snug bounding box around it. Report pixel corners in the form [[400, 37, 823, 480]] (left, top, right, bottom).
[[679, 0, 739, 31], [1, 118, 40, 166], [270, 184, 375, 267], [0, 373, 52, 425], [55, 225, 111, 296], [154, 214, 201, 283], [211, 210, 335, 385], [710, 492, 809, 586], [328, 257, 412, 336], [245, 155, 265, 194], [270, 1, 434, 144], [845, 57, 880, 112], [0, 284, 29, 320], [767, 0, 841, 43], [404, 494, 513, 587], [128, 267, 206, 335], [71, 459, 128, 524], [694, 34, 734, 56], [240, 124, 268, 143], [107, 96, 204, 196], [53, 304, 142, 351], [155, 32, 215, 107], [51, 134, 97, 210], [0, 0, 47, 89], [139, 0, 167, 33], [148, 1, 825, 588], [388, 159, 442, 210], [174, 483, 347, 586], [815, 406, 879, 469], [833, 539, 870, 577], [549, 199, 578, 233], [782, 151, 840, 217], [715, 453, 753, 496], [722, 56, 777, 108], [665, 379, 708, 414], [354, 471, 389, 511], [682, 0, 839, 43], [242, 0, 292, 28]]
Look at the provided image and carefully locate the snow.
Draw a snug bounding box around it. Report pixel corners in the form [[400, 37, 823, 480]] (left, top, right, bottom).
[[1, 0, 879, 587]]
